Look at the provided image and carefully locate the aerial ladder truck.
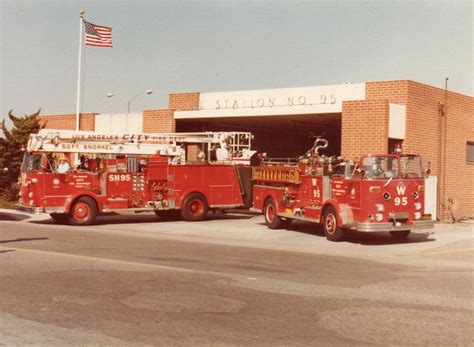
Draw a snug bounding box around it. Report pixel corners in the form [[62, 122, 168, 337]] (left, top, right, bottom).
[[18, 129, 256, 225]]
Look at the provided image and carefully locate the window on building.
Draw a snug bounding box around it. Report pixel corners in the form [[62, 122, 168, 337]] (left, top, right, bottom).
[[467, 142, 474, 163], [388, 139, 403, 154]]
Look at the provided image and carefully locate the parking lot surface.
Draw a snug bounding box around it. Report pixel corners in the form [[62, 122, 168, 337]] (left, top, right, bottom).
[[1, 209, 473, 345]]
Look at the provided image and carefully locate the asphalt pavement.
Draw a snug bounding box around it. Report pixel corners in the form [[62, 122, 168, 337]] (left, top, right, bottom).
[[0, 209, 473, 345]]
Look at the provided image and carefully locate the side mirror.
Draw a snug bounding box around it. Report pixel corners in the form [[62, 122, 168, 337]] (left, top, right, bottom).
[[344, 163, 351, 179]]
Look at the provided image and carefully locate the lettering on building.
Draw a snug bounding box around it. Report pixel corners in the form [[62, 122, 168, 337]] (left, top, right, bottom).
[[208, 94, 337, 110]]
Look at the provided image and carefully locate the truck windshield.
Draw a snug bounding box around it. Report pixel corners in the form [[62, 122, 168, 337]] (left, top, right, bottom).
[[400, 155, 423, 178], [362, 156, 399, 179], [21, 154, 44, 173]]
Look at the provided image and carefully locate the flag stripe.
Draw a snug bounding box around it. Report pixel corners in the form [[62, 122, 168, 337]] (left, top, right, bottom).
[[85, 37, 112, 42], [83, 20, 113, 48]]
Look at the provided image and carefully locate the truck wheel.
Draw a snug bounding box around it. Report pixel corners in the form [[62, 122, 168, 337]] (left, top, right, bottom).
[[264, 198, 283, 229], [390, 230, 410, 240], [155, 209, 181, 221], [323, 206, 344, 242], [68, 196, 97, 226], [50, 213, 69, 224], [181, 193, 209, 221]]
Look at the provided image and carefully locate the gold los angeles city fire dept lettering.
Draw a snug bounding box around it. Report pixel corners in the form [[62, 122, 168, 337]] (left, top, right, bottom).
[[108, 174, 131, 182]]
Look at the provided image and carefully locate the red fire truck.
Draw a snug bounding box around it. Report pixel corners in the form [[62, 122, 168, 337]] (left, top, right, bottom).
[[252, 137, 434, 241], [18, 129, 255, 225]]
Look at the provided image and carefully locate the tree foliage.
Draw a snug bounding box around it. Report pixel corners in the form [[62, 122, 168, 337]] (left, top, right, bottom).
[[0, 109, 44, 201]]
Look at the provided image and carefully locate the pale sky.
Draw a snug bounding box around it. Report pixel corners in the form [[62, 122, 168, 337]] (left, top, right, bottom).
[[0, 0, 472, 128]]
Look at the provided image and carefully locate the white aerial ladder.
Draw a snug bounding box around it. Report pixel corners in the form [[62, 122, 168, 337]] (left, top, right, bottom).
[[27, 129, 256, 164]]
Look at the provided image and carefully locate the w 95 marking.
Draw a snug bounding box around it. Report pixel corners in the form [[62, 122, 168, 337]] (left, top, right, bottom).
[[395, 185, 408, 206]]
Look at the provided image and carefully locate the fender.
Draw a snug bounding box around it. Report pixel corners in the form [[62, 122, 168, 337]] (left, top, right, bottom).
[[251, 186, 282, 213], [261, 187, 285, 214], [321, 199, 354, 227], [63, 190, 103, 214]]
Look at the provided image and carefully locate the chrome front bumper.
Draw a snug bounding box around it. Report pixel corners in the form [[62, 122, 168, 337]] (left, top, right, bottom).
[[353, 219, 435, 233], [16, 204, 44, 215]]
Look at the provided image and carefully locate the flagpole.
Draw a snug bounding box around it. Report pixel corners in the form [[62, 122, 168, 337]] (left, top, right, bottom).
[[75, 10, 85, 131]]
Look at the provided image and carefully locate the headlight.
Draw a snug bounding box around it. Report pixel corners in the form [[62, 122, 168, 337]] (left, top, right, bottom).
[[28, 192, 34, 199], [375, 213, 384, 222], [412, 191, 419, 200], [414, 212, 421, 220], [31, 178, 38, 183], [414, 202, 422, 211], [375, 203, 384, 212], [383, 192, 391, 200], [53, 178, 60, 185]]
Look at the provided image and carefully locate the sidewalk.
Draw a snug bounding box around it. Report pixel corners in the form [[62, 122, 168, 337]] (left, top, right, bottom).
[[0, 208, 50, 222]]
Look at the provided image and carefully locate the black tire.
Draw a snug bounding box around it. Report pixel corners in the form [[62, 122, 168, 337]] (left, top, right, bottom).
[[49, 213, 69, 224], [264, 198, 283, 229], [155, 209, 181, 221], [68, 196, 98, 226], [323, 206, 344, 242], [389, 230, 410, 240], [181, 193, 209, 221]]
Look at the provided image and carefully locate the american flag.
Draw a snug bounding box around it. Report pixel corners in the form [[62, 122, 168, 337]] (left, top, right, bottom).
[[83, 20, 112, 47]]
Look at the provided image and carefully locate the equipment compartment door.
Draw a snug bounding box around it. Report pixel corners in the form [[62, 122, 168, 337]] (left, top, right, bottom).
[[210, 185, 235, 206], [43, 173, 69, 207]]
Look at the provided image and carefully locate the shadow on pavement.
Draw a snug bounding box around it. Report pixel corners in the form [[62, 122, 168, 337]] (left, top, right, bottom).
[[259, 221, 435, 245], [0, 212, 31, 221], [0, 250, 15, 254], [256, 222, 325, 238], [343, 231, 435, 246], [205, 212, 254, 221], [0, 237, 49, 244], [29, 212, 253, 226]]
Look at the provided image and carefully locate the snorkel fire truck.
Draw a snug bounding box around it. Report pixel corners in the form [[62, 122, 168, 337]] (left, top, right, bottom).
[[18, 129, 255, 225], [252, 137, 434, 241]]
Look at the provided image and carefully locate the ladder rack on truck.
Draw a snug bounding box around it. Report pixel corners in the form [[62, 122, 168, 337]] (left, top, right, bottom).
[[18, 129, 256, 225], [27, 129, 255, 163]]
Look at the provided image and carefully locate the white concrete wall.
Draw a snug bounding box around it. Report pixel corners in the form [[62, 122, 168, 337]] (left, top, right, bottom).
[[95, 113, 143, 133], [388, 103, 406, 139], [425, 176, 438, 220]]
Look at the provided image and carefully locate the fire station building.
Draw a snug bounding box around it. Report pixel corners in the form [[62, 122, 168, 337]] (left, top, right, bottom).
[[40, 80, 474, 221]]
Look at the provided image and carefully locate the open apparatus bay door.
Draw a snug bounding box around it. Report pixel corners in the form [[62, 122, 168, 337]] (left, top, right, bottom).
[[252, 137, 434, 241], [18, 129, 256, 225]]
